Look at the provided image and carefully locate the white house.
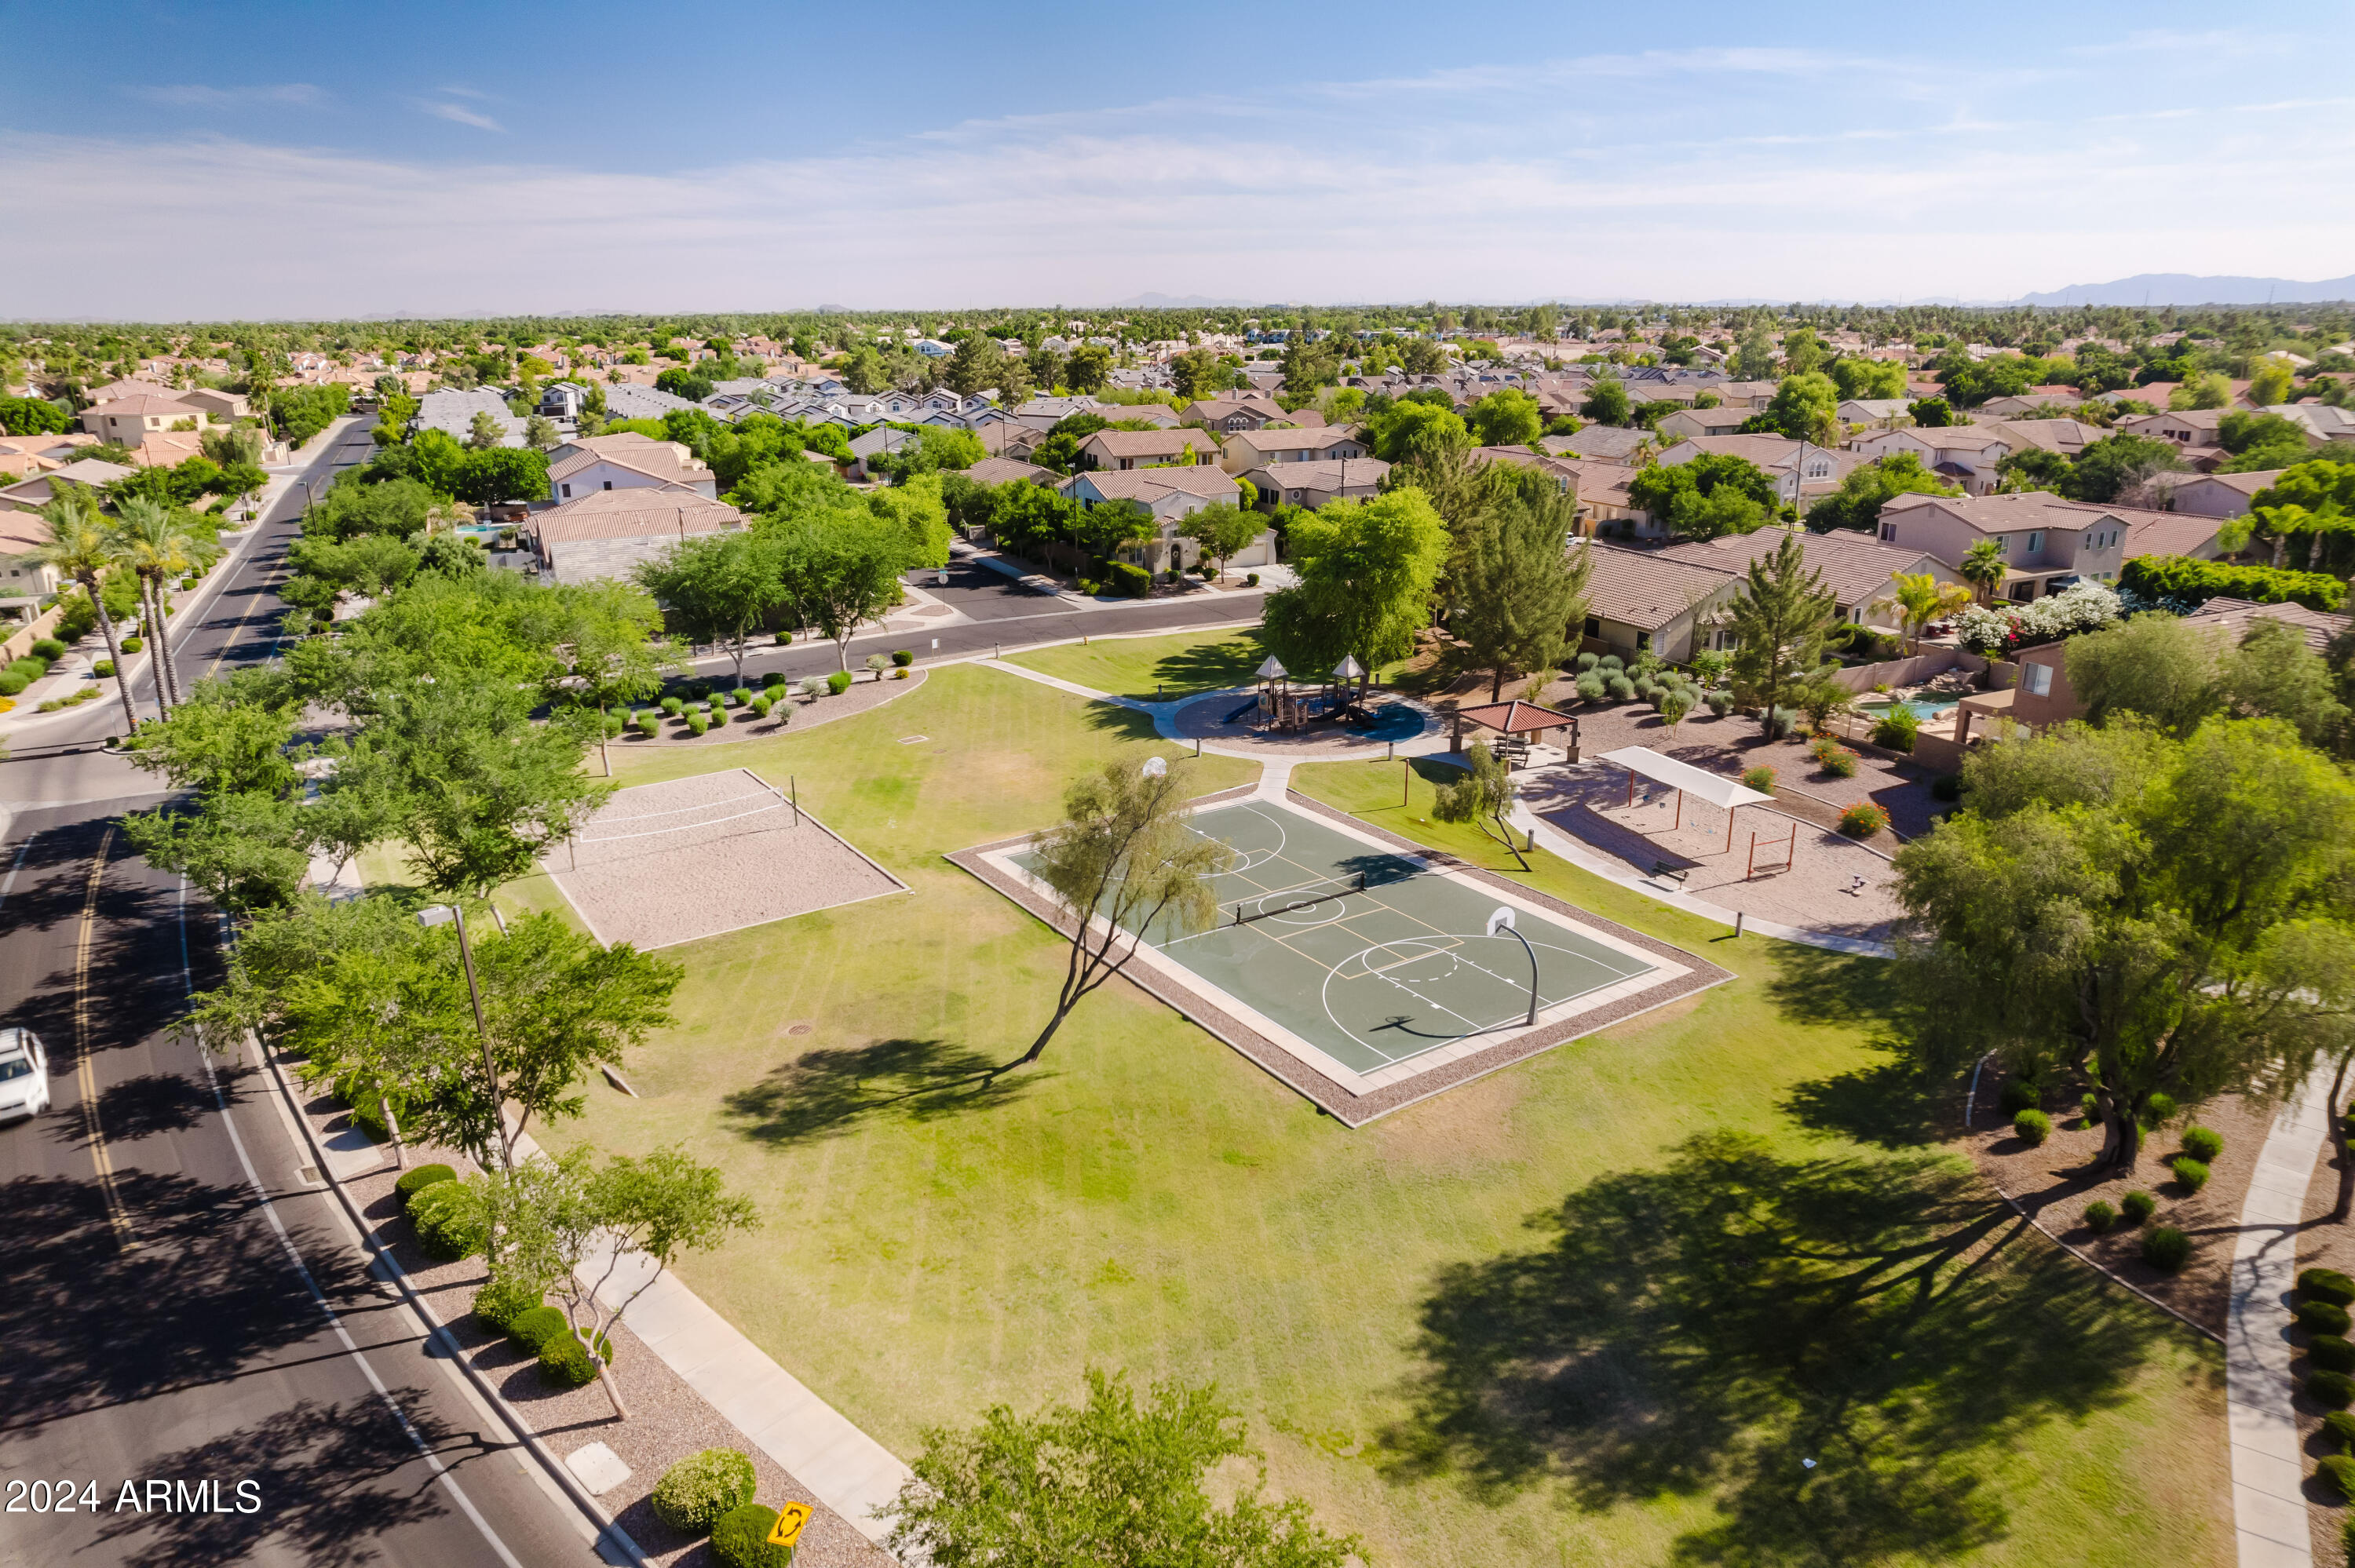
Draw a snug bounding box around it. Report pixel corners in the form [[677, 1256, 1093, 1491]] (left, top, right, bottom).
[[544, 432, 717, 503]]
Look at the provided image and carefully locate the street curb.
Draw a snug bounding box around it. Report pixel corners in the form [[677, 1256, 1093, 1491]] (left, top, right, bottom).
[[249, 1031, 652, 1568]]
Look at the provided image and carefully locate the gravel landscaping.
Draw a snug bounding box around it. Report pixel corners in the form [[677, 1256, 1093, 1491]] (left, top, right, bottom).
[[620, 669, 926, 746]]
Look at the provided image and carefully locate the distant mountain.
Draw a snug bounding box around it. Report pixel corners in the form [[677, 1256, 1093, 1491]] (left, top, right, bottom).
[[2012, 273, 2355, 307]]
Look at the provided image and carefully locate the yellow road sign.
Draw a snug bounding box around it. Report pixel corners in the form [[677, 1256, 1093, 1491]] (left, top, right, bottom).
[[766, 1501, 812, 1548]]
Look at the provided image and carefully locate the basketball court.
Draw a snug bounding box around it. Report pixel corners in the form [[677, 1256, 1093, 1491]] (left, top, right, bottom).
[[545, 768, 906, 950], [982, 797, 1694, 1100]]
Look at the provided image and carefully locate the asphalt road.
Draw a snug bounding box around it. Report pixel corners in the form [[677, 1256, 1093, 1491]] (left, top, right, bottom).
[[0, 421, 608, 1568]]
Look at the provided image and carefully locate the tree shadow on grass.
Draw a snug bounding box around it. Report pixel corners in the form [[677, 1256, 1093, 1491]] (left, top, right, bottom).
[[722, 1037, 1042, 1147], [1379, 1131, 2184, 1566], [1765, 938, 1953, 1150], [1139, 629, 1271, 698], [1762, 940, 1900, 1032]]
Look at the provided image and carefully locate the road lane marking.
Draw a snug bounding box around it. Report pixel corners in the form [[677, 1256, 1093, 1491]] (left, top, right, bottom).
[[75, 826, 137, 1250]]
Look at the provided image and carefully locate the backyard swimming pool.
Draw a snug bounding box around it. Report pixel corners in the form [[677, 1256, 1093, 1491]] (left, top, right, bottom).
[[1860, 695, 1962, 722]]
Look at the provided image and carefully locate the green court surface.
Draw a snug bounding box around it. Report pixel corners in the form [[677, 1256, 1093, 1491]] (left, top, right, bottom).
[[1048, 801, 1663, 1078]]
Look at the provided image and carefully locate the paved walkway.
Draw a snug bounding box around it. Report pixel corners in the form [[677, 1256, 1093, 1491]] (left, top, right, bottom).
[[2228, 1063, 2339, 1568]]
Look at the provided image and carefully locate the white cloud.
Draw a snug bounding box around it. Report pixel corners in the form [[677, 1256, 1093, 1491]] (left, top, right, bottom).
[[128, 83, 324, 108], [420, 100, 503, 132], [13, 47, 2353, 318]]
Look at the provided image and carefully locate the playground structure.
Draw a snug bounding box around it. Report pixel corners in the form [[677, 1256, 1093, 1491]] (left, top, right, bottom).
[[1245, 654, 1376, 734], [1594, 746, 1791, 877]]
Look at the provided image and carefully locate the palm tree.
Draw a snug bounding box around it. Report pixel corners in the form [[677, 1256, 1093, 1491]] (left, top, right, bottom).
[[32, 494, 141, 728], [108, 498, 198, 715], [1891, 571, 1974, 654], [1959, 538, 2006, 606]]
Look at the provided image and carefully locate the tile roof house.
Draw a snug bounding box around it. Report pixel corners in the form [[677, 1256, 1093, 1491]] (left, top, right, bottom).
[[1541, 425, 1650, 463], [0, 432, 98, 479], [964, 457, 1055, 487], [1078, 428, 1220, 471], [79, 392, 210, 447], [1657, 527, 1953, 629], [545, 432, 717, 503], [2179, 596, 2350, 654], [1214, 426, 1368, 474], [2119, 508, 2234, 563], [1240, 457, 1389, 511], [0, 505, 65, 607], [600, 382, 703, 423], [1186, 395, 1313, 433], [1873, 490, 2152, 600], [1653, 433, 1863, 514], [0, 458, 139, 514], [2152, 469, 2287, 520], [1572, 542, 1743, 662], [521, 489, 746, 585], [416, 388, 527, 448], [1653, 405, 1752, 442], [1061, 465, 1248, 574]]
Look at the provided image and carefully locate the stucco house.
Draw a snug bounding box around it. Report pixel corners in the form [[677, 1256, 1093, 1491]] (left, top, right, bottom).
[[1214, 425, 1368, 475], [546, 432, 718, 502], [1241, 458, 1389, 511], [1653, 433, 1861, 512], [521, 488, 746, 585], [1061, 466, 1247, 574], [79, 393, 210, 447], [1872, 490, 2145, 600], [1076, 428, 1218, 472], [1572, 542, 1743, 662], [1657, 527, 1952, 630]]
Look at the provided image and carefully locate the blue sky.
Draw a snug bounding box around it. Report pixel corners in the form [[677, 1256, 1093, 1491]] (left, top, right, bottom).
[[4, 0, 2351, 319]]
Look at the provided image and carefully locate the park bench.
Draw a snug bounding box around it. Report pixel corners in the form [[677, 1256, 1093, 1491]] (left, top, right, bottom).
[[1651, 860, 1691, 884]]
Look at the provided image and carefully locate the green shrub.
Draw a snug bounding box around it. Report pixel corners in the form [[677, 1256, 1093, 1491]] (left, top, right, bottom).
[[2141, 1226, 2190, 1271], [731, 687, 753, 706], [1741, 764, 1776, 793], [1871, 706, 1920, 752], [92, 658, 115, 677], [1930, 771, 1962, 801], [1245, 571, 1259, 586], [409, 1180, 485, 1260], [538, 1326, 615, 1388], [1705, 688, 1735, 716], [2120, 1190, 2156, 1225], [2080, 1092, 2099, 1125], [1820, 747, 1859, 779], [661, 695, 685, 716], [2169, 1156, 2210, 1193], [750, 696, 772, 719], [2300, 1300, 2354, 1336], [2144, 1091, 2178, 1126], [2179, 1125, 2223, 1162], [687, 711, 709, 735], [473, 1276, 543, 1333], [2314, 1336, 2355, 1375], [2083, 1200, 2116, 1234], [1999, 1076, 2040, 1114], [393, 1163, 456, 1209], [827, 669, 853, 695], [637, 711, 659, 737], [1575, 673, 1606, 703], [2302, 1268, 2355, 1307], [1575, 652, 1599, 673], [2320, 1454, 2355, 1500], [1101, 560, 1153, 598], [1605, 674, 1636, 702], [30, 637, 67, 660], [710, 706, 728, 727], [711, 1504, 794, 1568], [0, 674, 26, 698], [650, 1448, 758, 1536], [1764, 705, 1798, 739], [119, 635, 143, 653], [506, 1304, 569, 1355], [2312, 1369, 2355, 1410], [2326, 1409, 2355, 1450], [892, 649, 913, 666], [2012, 1108, 2051, 1146], [2121, 552, 2347, 614], [1838, 801, 1888, 838], [800, 676, 826, 698]]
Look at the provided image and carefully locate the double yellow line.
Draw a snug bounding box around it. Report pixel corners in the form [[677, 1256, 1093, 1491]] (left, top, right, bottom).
[[75, 827, 137, 1251]]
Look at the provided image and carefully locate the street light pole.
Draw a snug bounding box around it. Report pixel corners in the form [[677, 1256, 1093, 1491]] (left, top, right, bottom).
[[1487, 906, 1539, 1027], [418, 903, 507, 1169]]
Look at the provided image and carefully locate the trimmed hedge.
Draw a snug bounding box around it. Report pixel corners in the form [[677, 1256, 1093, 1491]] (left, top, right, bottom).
[[538, 1327, 615, 1387], [687, 711, 710, 736], [1999, 1076, 2041, 1114], [651, 1448, 758, 1536], [2302, 1300, 2355, 1336], [409, 1180, 484, 1260], [892, 649, 913, 666], [393, 1163, 457, 1209], [2302, 1268, 2355, 1307], [30, 637, 67, 660], [2319, 1454, 2355, 1501], [473, 1277, 543, 1334], [2313, 1335, 2355, 1375], [826, 670, 853, 695], [712, 1504, 794, 1568], [2168, 1156, 2210, 1193], [2012, 1109, 2051, 1146], [2326, 1409, 2355, 1450], [2178, 1125, 2224, 1162], [2083, 1200, 2116, 1234], [2141, 1226, 2190, 1271], [2122, 552, 2346, 613], [507, 1304, 569, 1355], [1101, 560, 1152, 598], [2312, 1369, 2355, 1410], [2120, 1191, 2156, 1226]]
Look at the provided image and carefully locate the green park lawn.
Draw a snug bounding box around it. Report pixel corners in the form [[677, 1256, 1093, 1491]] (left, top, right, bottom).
[[1006, 626, 1419, 705], [536, 659, 2229, 1568]]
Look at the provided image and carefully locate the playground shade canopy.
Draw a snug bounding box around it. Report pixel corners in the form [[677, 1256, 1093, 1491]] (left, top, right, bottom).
[[1597, 746, 1775, 811], [1455, 699, 1576, 735]]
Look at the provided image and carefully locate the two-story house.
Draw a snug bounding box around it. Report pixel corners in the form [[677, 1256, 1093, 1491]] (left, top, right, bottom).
[[1873, 490, 2143, 600], [1652, 433, 1862, 513], [1657, 526, 1955, 630], [1214, 425, 1369, 475], [79, 392, 211, 447], [1075, 428, 1218, 471], [1060, 466, 1250, 575], [544, 432, 718, 503]]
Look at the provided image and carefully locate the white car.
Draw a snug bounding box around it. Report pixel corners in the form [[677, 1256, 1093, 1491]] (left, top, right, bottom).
[[0, 1028, 50, 1121]]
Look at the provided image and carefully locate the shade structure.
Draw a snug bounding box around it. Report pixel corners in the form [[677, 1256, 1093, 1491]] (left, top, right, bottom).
[[1597, 746, 1775, 811], [1455, 699, 1577, 737], [1332, 654, 1365, 680], [1254, 655, 1288, 681]]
